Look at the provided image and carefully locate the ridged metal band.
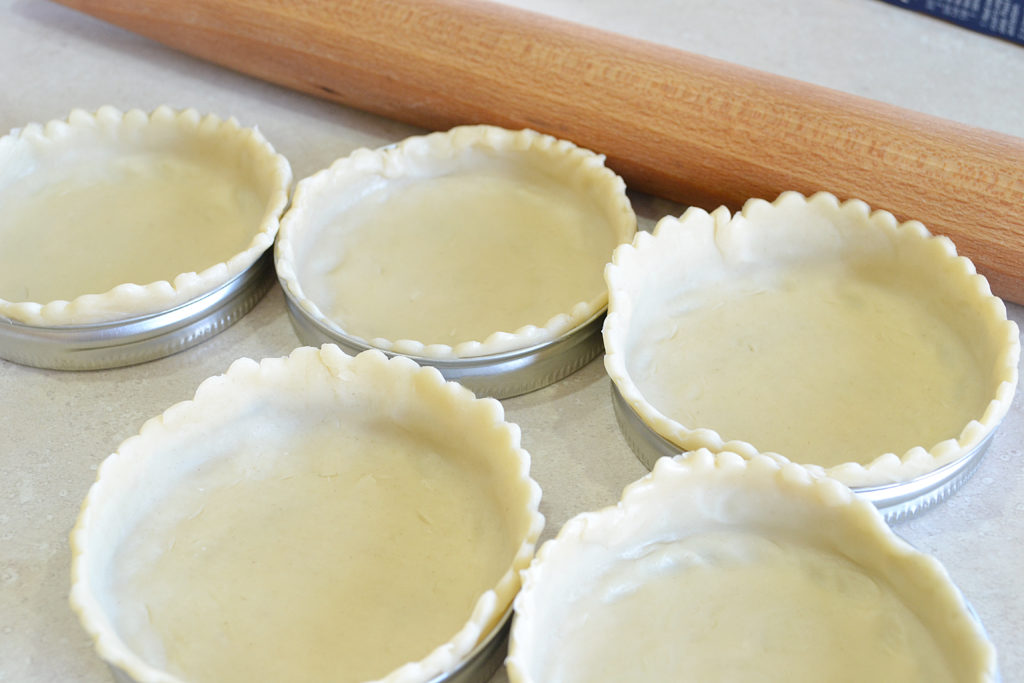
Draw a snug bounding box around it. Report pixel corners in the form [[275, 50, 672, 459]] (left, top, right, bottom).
[[281, 290, 604, 399], [610, 383, 994, 522], [425, 607, 512, 683], [0, 252, 275, 371]]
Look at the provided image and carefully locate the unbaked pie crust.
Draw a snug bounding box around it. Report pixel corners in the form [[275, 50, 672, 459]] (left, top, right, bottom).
[[275, 125, 636, 359], [604, 191, 1019, 488], [70, 345, 543, 683], [0, 106, 291, 326], [506, 450, 997, 683]]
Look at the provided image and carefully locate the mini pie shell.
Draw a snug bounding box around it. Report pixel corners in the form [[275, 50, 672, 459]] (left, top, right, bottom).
[[506, 450, 998, 683], [0, 105, 292, 326], [603, 191, 1020, 489], [69, 345, 544, 683], [275, 124, 636, 360]]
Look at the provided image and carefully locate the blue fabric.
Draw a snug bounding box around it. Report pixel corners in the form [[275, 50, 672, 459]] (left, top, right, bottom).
[[878, 0, 1024, 46]]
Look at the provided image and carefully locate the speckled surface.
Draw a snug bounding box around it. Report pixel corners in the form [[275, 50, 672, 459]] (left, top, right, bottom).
[[1, 1, 1022, 681]]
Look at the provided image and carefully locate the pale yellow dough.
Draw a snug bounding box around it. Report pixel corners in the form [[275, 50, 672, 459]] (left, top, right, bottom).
[[603, 191, 1019, 487], [0, 106, 291, 325], [299, 168, 615, 346], [545, 533, 953, 683], [506, 452, 997, 683], [276, 126, 636, 359], [70, 347, 543, 683], [628, 260, 989, 467], [110, 420, 513, 683], [0, 154, 263, 303]]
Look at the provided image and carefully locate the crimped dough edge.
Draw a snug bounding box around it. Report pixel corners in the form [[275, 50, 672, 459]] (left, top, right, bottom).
[[275, 124, 636, 360], [603, 190, 1019, 489], [69, 345, 544, 683], [0, 105, 292, 326], [506, 450, 998, 683]]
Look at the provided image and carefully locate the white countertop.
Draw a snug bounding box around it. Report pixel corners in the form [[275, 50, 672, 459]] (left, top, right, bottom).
[[1, 0, 1022, 681]]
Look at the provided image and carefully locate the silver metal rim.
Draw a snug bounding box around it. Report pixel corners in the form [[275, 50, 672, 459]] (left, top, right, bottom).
[[281, 289, 604, 399], [0, 252, 274, 371], [426, 606, 513, 683], [610, 382, 994, 522]]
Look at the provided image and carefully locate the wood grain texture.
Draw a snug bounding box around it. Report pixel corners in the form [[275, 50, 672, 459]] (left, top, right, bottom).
[[52, 0, 1024, 303]]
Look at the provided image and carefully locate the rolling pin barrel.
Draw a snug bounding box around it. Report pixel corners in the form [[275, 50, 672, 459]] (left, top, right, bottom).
[[52, 0, 1024, 304]]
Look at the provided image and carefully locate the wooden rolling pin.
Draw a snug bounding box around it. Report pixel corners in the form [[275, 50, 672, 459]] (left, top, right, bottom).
[[54, 0, 1024, 304]]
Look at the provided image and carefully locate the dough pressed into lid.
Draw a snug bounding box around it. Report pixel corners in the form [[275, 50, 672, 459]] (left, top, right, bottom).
[[603, 191, 1019, 488], [70, 346, 544, 683], [0, 105, 291, 326], [506, 451, 998, 683], [276, 125, 636, 359]]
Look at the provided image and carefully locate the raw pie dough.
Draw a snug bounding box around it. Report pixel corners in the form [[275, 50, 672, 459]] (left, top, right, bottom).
[[627, 260, 990, 467], [111, 422, 512, 683], [276, 126, 636, 358], [0, 152, 262, 304], [604, 191, 1019, 487], [0, 106, 290, 325], [298, 167, 614, 345], [546, 533, 956, 683], [71, 347, 542, 683], [506, 451, 997, 683]]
